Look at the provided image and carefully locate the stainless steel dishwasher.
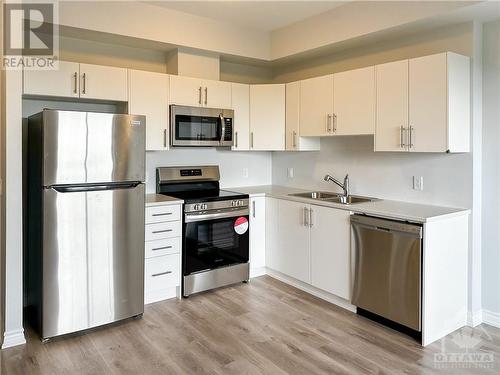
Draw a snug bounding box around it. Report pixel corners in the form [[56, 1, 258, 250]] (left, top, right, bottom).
[[351, 215, 423, 333]]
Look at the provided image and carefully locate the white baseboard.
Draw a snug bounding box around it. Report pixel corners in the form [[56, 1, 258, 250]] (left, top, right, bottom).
[[250, 266, 267, 278], [2, 329, 26, 349], [467, 309, 483, 327], [145, 286, 179, 304], [265, 268, 356, 313], [483, 309, 500, 328]]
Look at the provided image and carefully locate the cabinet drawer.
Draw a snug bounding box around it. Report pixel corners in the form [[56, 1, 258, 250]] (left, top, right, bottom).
[[145, 221, 181, 241], [145, 204, 181, 224], [145, 254, 180, 292], [145, 237, 181, 258]]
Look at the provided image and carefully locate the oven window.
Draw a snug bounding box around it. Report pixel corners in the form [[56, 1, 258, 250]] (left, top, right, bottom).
[[184, 216, 249, 275], [175, 115, 220, 141]]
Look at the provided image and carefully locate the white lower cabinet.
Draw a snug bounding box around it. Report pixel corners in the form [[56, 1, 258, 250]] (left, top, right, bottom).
[[310, 205, 351, 299], [144, 202, 182, 304], [266, 198, 351, 300], [249, 197, 266, 277]]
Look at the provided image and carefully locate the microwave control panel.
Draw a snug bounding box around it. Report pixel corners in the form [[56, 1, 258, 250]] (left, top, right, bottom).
[[223, 118, 233, 141]]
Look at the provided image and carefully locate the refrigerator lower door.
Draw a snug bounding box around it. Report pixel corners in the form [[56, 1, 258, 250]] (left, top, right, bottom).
[[42, 183, 145, 339]]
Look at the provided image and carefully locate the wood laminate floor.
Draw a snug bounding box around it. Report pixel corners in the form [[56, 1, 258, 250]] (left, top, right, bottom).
[[1, 276, 499, 374]]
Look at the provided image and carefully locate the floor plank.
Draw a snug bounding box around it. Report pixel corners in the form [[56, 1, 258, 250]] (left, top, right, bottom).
[[2, 276, 499, 374]]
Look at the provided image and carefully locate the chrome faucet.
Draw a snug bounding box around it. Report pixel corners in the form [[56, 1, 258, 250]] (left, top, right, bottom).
[[324, 173, 350, 203]]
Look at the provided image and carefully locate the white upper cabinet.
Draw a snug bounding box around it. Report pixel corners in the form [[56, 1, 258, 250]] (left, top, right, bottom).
[[79, 63, 128, 102], [128, 70, 169, 151], [299, 75, 334, 136], [24, 61, 80, 98], [375, 60, 409, 152], [285, 82, 320, 151], [249, 84, 285, 151], [169, 75, 231, 108], [169, 75, 204, 107], [333, 66, 375, 136], [231, 83, 250, 151], [409, 52, 470, 153], [203, 79, 232, 108], [376, 52, 470, 153], [310, 205, 351, 300]]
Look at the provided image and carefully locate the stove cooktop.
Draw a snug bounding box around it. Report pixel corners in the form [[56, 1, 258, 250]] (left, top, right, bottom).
[[160, 189, 248, 203]]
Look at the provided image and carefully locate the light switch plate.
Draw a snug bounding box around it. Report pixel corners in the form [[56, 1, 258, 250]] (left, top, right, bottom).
[[413, 176, 424, 191]]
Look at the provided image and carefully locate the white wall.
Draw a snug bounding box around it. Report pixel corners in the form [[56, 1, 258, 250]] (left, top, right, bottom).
[[146, 150, 272, 194], [272, 136, 472, 208], [481, 20, 500, 317]]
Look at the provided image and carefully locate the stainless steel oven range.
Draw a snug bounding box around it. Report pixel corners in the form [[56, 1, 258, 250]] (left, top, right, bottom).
[[156, 166, 249, 297]]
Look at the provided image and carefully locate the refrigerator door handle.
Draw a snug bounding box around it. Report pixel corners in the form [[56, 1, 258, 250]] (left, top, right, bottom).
[[50, 182, 142, 193]]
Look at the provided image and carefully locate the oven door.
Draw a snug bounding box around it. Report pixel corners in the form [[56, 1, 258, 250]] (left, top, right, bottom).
[[183, 207, 249, 275], [171, 105, 225, 147]]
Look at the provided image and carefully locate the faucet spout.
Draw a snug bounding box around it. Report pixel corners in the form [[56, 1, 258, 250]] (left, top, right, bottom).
[[324, 173, 350, 199]]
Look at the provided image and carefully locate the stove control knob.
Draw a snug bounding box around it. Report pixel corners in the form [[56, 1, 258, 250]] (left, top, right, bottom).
[[201, 203, 208, 210]]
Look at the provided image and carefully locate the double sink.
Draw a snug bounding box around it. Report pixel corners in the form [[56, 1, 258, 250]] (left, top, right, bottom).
[[288, 191, 378, 205]]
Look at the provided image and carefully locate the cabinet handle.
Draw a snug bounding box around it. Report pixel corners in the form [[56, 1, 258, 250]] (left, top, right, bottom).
[[152, 212, 172, 217], [309, 208, 313, 227], [152, 270, 172, 277], [204, 87, 208, 105], [198, 86, 202, 105], [152, 245, 172, 251], [152, 229, 173, 234], [292, 131, 297, 148], [252, 201, 256, 218], [333, 113, 337, 133], [234, 131, 238, 148], [73, 72, 78, 94], [250, 132, 254, 148], [400, 126, 406, 148], [163, 129, 167, 148], [326, 114, 332, 133], [303, 207, 309, 227], [82, 73, 86, 94], [409, 126, 414, 149]]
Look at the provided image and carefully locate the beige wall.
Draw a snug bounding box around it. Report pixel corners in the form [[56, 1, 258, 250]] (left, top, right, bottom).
[[220, 60, 273, 84], [272, 22, 473, 82]]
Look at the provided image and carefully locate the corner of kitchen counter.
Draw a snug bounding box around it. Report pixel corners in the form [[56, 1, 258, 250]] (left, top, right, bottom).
[[145, 193, 184, 207]]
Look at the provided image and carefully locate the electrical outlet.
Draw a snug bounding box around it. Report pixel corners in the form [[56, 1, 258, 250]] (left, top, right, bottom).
[[287, 167, 294, 178], [243, 168, 249, 178], [413, 176, 424, 191]]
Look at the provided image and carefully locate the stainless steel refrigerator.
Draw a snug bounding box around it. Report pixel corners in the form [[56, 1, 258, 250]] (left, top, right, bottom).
[[27, 109, 146, 341]]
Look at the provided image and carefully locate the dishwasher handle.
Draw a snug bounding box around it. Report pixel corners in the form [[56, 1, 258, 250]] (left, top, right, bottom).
[[350, 215, 422, 238]]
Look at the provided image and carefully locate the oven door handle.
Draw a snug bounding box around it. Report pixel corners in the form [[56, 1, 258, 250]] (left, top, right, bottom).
[[185, 208, 249, 223]]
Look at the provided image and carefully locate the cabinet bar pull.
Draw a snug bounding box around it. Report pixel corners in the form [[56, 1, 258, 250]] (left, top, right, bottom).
[[309, 208, 314, 227], [198, 86, 202, 104], [152, 270, 172, 277], [250, 132, 254, 148], [82, 73, 86, 94], [235, 131, 238, 148], [292, 131, 297, 148], [303, 207, 309, 227], [333, 113, 337, 133], [152, 229, 173, 234], [204, 87, 208, 105], [326, 114, 332, 133], [409, 126, 414, 148], [400, 126, 406, 148], [152, 246, 172, 251], [252, 201, 256, 218], [73, 72, 78, 94], [163, 129, 167, 148], [152, 212, 172, 217]]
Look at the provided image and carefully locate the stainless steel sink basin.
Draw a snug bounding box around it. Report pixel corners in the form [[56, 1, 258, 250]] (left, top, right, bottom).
[[288, 191, 340, 200], [288, 191, 378, 205]]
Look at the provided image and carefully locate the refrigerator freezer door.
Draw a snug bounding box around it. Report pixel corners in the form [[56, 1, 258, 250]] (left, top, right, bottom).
[[42, 183, 145, 339], [41, 110, 145, 186]]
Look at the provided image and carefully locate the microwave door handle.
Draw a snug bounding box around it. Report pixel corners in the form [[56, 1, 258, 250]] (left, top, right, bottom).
[[219, 113, 225, 144]]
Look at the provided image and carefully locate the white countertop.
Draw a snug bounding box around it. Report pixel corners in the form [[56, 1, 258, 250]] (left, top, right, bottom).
[[225, 185, 470, 223], [145, 193, 183, 207]]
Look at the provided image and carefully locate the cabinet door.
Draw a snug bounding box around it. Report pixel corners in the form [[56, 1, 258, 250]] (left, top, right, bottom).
[[265, 198, 279, 271], [276, 200, 310, 283], [286, 82, 300, 150], [231, 83, 250, 151], [310, 206, 351, 299], [409, 53, 447, 152], [129, 70, 169, 151], [299, 75, 334, 136], [23, 61, 79, 98], [375, 60, 409, 152], [334, 66, 375, 136], [203, 79, 231, 108], [249, 197, 266, 277], [79, 63, 128, 101], [250, 84, 285, 151], [169, 75, 203, 106]]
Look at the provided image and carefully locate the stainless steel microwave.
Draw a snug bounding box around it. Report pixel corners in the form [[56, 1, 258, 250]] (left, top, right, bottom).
[[170, 105, 234, 147]]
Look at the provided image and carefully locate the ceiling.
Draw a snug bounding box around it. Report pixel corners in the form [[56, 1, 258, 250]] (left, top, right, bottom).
[[146, 1, 347, 31]]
